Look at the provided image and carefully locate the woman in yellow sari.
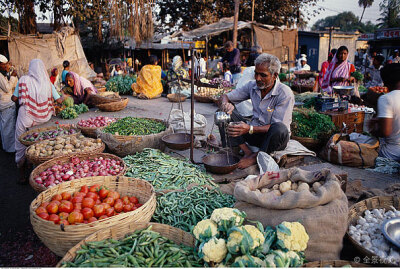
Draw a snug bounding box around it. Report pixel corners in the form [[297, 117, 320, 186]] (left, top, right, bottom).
[[132, 55, 164, 99]]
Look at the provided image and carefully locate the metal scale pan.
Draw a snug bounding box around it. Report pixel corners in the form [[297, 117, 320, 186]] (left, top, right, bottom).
[[202, 153, 240, 174], [161, 133, 193, 151]]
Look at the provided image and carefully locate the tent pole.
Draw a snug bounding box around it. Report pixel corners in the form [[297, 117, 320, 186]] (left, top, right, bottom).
[[206, 35, 209, 71], [190, 45, 195, 163], [233, 0, 240, 47]]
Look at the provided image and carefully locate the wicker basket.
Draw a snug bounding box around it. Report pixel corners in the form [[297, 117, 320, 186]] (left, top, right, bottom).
[[101, 118, 170, 143], [29, 153, 127, 192], [347, 196, 400, 265], [30, 176, 156, 257], [291, 136, 322, 152], [90, 92, 121, 106], [19, 126, 81, 147], [194, 94, 213, 103], [167, 93, 187, 103], [96, 97, 129, 112], [76, 125, 105, 138], [57, 222, 194, 266], [303, 260, 370, 267], [25, 137, 105, 166]]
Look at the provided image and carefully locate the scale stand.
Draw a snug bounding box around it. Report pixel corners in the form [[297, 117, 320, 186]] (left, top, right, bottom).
[[190, 46, 195, 163]]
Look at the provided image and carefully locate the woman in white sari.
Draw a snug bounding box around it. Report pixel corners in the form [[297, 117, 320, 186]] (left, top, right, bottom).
[[12, 59, 62, 183]]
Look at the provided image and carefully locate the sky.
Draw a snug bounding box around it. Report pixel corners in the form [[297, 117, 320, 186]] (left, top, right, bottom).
[[305, 0, 383, 27]]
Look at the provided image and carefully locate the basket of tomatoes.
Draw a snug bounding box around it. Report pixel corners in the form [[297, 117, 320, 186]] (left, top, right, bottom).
[[29, 153, 127, 192], [30, 176, 156, 257]]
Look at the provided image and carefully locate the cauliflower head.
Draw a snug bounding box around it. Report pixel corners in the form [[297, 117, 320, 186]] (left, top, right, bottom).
[[227, 225, 265, 254], [265, 250, 304, 268], [233, 255, 266, 267], [276, 221, 309, 252], [202, 237, 228, 263], [193, 219, 218, 241], [210, 208, 246, 232]]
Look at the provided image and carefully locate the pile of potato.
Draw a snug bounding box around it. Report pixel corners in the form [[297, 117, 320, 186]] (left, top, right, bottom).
[[27, 135, 103, 158], [260, 180, 325, 196], [196, 87, 224, 97]]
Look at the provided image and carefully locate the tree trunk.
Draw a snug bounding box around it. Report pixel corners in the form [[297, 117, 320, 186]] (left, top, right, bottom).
[[18, 0, 37, 34], [233, 0, 240, 48], [359, 6, 366, 23]]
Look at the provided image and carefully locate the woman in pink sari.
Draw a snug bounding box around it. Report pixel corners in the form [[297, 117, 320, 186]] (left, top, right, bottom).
[[11, 59, 63, 183], [63, 72, 97, 105], [321, 46, 356, 94]]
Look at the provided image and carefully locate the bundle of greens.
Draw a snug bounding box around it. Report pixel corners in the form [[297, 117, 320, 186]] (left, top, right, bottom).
[[351, 71, 364, 82], [291, 108, 337, 140], [59, 104, 89, 119], [105, 75, 136, 95], [104, 117, 166, 136]]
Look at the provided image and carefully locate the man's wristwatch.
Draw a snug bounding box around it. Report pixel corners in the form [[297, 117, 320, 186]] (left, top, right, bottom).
[[249, 125, 254, 134]]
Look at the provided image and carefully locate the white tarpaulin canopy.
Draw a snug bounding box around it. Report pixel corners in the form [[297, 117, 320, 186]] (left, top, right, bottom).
[[8, 27, 96, 80]]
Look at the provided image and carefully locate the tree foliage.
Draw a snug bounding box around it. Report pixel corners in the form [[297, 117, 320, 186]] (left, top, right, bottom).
[[358, 0, 374, 22], [156, 0, 320, 31], [312, 11, 378, 33], [378, 0, 400, 28]]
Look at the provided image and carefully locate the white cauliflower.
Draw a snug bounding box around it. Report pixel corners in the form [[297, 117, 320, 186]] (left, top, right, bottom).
[[193, 219, 218, 241], [210, 208, 246, 232], [202, 237, 227, 263]]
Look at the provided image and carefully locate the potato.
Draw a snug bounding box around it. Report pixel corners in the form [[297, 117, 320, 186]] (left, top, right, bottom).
[[271, 190, 282, 196], [96, 138, 102, 143], [64, 144, 73, 150], [54, 144, 63, 150], [272, 184, 279, 190], [261, 188, 270, 194], [291, 182, 298, 191], [79, 135, 85, 139], [312, 182, 322, 192], [49, 141, 55, 146], [297, 182, 310, 192]]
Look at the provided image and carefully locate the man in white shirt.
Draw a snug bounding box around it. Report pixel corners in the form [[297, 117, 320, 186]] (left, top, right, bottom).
[[370, 63, 400, 162], [389, 49, 400, 63], [0, 54, 18, 152]]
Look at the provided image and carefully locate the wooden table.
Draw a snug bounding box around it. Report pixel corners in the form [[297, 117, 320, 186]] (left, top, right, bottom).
[[323, 111, 365, 134]]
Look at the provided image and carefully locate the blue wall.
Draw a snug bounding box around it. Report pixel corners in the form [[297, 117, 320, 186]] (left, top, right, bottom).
[[298, 34, 320, 71]]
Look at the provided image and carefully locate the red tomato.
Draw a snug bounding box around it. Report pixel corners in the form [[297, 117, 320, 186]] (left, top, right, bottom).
[[105, 207, 115, 217], [59, 200, 73, 213], [46, 202, 59, 214], [80, 185, 89, 194], [121, 196, 130, 205], [40, 202, 50, 208], [59, 219, 69, 226], [129, 196, 139, 204], [38, 212, 49, 220], [107, 191, 120, 200], [99, 215, 108, 220], [68, 211, 84, 224], [82, 198, 95, 209], [52, 200, 61, 206], [99, 187, 109, 199], [132, 206, 137, 211], [61, 192, 72, 201], [49, 214, 60, 224], [136, 203, 143, 208], [93, 204, 105, 218], [114, 201, 123, 213], [95, 199, 101, 205], [115, 199, 122, 204], [71, 196, 83, 204], [36, 207, 47, 215], [84, 220, 88, 224], [88, 217, 97, 223], [101, 203, 111, 210], [81, 207, 94, 220], [103, 197, 115, 207], [74, 203, 82, 211], [51, 194, 62, 202], [89, 184, 101, 193], [73, 192, 86, 198], [85, 192, 99, 200], [59, 212, 69, 220], [123, 203, 133, 212]]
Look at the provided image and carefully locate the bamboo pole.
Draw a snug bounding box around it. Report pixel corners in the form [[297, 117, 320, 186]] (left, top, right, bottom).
[[232, 0, 240, 48]]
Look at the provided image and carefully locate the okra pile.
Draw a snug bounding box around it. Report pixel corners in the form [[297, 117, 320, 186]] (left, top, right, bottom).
[[153, 185, 235, 232], [61, 226, 203, 267], [104, 117, 166, 136], [124, 149, 217, 191]]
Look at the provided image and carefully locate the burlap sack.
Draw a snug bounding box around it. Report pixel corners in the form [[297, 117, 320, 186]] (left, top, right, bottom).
[[96, 124, 173, 157], [234, 168, 348, 261], [320, 134, 379, 168]]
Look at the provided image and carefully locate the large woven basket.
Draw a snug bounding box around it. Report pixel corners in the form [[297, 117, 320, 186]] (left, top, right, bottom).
[[25, 136, 105, 166], [347, 196, 400, 265], [29, 153, 127, 192], [19, 126, 81, 147], [30, 176, 156, 257], [194, 94, 213, 103], [303, 260, 370, 267], [292, 136, 322, 152], [101, 118, 170, 143], [96, 97, 129, 112], [167, 93, 187, 103], [76, 125, 105, 138], [57, 222, 195, 266], [90, 92, 121, 105]]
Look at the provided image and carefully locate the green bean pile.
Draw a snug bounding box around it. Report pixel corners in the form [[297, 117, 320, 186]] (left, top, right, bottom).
[[153, 186, 235, 232], [61, 226, 203, 267], [124, 149, 217, 191], [104, 117, 166, 136]]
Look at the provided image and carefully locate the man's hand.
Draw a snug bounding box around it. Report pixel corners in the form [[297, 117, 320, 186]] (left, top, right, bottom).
[[11, 70, 17, 77], [227, 122, 250, 137], [221, 102, 234, 114]]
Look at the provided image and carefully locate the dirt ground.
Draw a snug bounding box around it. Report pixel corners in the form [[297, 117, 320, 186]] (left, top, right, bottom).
[[0, 96, 399, 266]]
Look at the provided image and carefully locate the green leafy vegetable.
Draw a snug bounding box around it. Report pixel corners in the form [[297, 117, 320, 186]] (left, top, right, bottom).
[[60, 107, 78, 119], [291, 108, 337, 140], [104, 117, 166, 136], [105, 75, 136, 95]]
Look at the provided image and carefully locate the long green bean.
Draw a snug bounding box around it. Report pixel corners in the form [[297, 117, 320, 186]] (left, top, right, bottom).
[[152, 185, 235, 232], [61, 226, 203, 267], [104, 117, 166, 136], [123, 148, 217, 191]]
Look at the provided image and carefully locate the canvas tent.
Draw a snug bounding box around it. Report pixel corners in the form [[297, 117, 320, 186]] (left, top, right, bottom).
[[7, 27, 96, 80], [170, 17, 298, 65]]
